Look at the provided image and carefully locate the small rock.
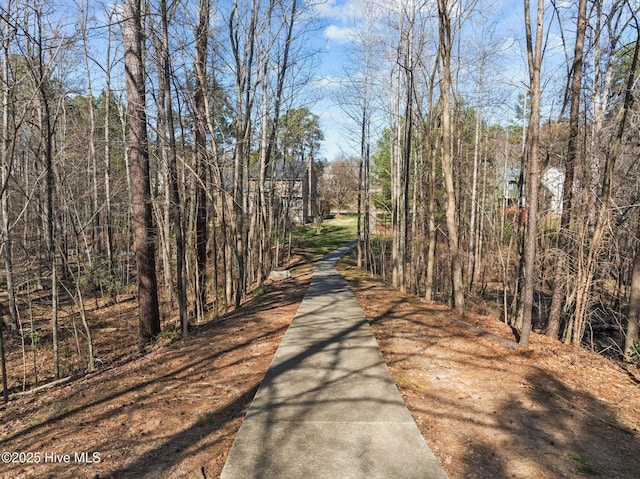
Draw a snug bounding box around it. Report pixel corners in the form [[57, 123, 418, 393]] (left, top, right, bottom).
[[267, 270, 291, 281]]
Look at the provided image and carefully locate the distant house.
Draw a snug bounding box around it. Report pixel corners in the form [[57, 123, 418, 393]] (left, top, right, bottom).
[[498, 167, 524, 208], [249, 158, 320, 225], [541, 167, 564, 216], [497, 166, 565, 216]]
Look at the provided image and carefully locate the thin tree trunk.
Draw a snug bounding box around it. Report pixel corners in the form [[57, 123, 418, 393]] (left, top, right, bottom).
[[624, 222, 640, 360], [0, 323, 6, 402], [357, 110, 364, 268], [570, 26, 639, 345], [117, 100, 133, 287], [1, 24, 17, 333], [34, 11, 59, 376], [420, 65, 437, 302], [103, 14, 114, 269], [467, 57, 483, 291], [425, 136, 437, 301], [258, 60, 270, 281], [519, 0, 544, 347], [437, 0, 465, 314], [400, 57, 412, 295], [151, 27, 174, 303], [261, 0, 297, 282], [392, 63, 402, 290], [159, 0, 188, 333], [547, 0, 587, 339], [0, 16, 14, 388], [81, 3, 101, 254], [229, 0, 259, 308]]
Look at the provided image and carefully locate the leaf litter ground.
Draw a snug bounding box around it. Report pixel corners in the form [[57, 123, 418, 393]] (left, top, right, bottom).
[[1, 251, 639, 478]]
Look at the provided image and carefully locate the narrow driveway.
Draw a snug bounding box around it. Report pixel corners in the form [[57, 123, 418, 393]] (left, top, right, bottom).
[[220, 242, 448, 478]]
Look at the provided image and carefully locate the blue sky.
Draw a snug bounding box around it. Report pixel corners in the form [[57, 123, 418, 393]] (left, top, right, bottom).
[[310, 0, 572, 163], [308, 0, 368, 162], [37, 0, 572, 164]]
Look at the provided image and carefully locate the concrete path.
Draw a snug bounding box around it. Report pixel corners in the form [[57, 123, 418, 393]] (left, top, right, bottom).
[[220, 242, 448, 479]]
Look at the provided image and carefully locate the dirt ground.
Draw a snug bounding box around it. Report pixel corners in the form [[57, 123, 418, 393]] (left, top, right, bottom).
[[339, 262, 640, 479], [1, 250, 639, 479]]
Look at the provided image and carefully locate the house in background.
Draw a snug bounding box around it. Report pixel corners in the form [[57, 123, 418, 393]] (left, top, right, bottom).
[[541, 166, 564, 216], [249, 157, 320, 225], [499, 167, 524, 209], [497, 166, 565, 216]]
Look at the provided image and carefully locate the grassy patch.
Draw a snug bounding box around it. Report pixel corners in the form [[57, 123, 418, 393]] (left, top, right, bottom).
[[568, 452, 601, 476], [577, 465, 601, 476], [253, 285, 268, 296], [394, 374, 427, 390], [157, 329, 178, 340], [291, 215, 357, 256], [27, 417, 42, 426], [568, 452, 586, 464]]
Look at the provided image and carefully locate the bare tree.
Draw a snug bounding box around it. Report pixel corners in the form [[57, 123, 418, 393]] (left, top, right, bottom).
[[547, 0, 588, 340], [324, 159, 359, 212], [102, 5, 115, 268], [158, 0, 188, 334], [193, 0, 209, 322], [228, 0, 257, 308], [123, 0, 161, 345], [437, 0, 465, 314], [567, 19, 640, 345], [79, 1, 101, 256], [23, 2, 62, 377], [518, 0, 545, 347], [1, 7, 18, 334]]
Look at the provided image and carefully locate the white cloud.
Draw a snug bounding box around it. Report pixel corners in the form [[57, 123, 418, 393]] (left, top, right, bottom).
[[314, 0, 366, 22], [325, 24, 359, 43]]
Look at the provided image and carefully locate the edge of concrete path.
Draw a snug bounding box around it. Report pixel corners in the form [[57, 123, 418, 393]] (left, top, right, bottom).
[[220, 240, 449, 479]]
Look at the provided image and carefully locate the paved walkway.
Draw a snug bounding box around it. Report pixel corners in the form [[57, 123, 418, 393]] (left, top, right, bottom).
[[220, 243, 448, 479]]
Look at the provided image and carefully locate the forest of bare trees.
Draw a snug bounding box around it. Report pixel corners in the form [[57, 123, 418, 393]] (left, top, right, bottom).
[[0, 0, 323, 400], [340, 0, 640, 355], [1, 0, 640, 403]]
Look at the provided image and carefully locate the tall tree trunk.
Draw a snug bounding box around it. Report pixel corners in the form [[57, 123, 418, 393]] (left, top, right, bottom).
[[259, 0, 297, 283], [358, 101, 371, 271], [229, 0, 258, 308], [519, 0, 544, 347], [32, 5, 60, 376], [400, 60, 412, 295], [1, 21, 18, 333], [124, 0, 161, 346], [569, 25, 639, 345], [547, 0, 587, 339], [392, 4, 414, 294], [103, 13, 114, 269], [160, 0, 188, 334], [425, 133, 437, 302], [194, 0, 209, 321], [467, 56, 483, 291], [81, 2, 101, 254], [437, 0, 465, 314], [420, 64, 438, 302], [391, 64, 403, 289], [258, 61, 271, 280]]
